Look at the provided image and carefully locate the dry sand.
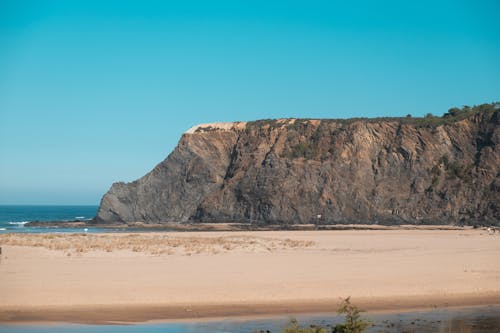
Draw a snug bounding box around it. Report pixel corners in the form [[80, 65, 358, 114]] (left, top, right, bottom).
[[0, 229, 499, 323]]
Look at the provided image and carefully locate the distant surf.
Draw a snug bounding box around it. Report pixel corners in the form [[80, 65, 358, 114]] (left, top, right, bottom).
[[8, 221, 29, 225], [0, 205, 98, 233]]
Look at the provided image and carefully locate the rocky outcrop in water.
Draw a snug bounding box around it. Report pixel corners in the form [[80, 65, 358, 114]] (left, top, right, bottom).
[[95, 103, 500, 225]]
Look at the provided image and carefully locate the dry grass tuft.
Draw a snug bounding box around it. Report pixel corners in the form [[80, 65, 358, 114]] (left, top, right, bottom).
[[0, 233, 315, 256]]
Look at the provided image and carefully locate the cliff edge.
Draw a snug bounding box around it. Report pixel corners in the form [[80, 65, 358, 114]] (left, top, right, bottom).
[[95, 103, 500, 225]]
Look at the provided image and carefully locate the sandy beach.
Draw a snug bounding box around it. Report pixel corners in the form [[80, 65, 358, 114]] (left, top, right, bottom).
[[0, 228, 499, 323]]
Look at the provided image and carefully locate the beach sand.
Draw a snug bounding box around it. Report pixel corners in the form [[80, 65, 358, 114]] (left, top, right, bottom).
[[0, 229, 499, 323]]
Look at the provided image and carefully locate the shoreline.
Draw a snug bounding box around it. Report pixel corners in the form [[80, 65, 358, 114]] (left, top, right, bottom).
[[22, 221, 491, 232], [1, 229, 499, 324], [1, 295, 500, 324]]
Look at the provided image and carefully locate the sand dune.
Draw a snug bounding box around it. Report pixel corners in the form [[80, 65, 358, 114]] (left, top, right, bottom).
[[0, 229, 499, 323]]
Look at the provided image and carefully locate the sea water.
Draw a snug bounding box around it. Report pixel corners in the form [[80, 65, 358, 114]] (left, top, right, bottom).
[[0, 205, 99, 233], [0, 306, 499, 332]]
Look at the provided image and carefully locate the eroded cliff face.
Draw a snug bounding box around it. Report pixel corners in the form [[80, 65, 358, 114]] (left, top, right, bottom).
[[95, 105, 500, 225]]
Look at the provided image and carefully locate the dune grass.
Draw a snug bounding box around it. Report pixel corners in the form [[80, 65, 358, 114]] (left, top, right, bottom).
[[0, 233, 315, 256]]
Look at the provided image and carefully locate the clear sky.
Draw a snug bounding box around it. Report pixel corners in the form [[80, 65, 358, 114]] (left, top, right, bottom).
[[0, 0, 499, 205]]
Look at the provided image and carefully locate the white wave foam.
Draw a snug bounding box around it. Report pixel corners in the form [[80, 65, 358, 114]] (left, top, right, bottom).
[[8, 221, 29, 225], [75, 216, 85, 219], [0, 228, 6, 231]]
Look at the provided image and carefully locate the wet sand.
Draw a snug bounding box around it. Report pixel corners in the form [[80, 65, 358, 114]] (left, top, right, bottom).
[[0, 229, 499, 323]]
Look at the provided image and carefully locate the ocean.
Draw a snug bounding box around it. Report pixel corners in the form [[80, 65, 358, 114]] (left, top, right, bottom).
[[0, 205, 99, 233]]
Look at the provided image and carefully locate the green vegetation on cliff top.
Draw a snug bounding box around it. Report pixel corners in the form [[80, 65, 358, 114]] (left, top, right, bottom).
[[246, 102, 499, 131]]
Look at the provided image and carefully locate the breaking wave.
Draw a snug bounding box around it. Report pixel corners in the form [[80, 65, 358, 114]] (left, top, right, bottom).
[[8, 221, 29, 225]]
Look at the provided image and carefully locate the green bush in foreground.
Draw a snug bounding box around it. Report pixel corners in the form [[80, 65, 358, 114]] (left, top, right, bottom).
[[333, 297, 371, 333], [278, 297, 371, 333]]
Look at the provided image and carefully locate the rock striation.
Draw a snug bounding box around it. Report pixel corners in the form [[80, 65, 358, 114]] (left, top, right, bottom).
[[95, 103, 500, 225]]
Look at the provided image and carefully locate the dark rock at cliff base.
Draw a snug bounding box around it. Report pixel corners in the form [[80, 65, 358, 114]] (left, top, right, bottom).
[[95, 103, 500, 226]]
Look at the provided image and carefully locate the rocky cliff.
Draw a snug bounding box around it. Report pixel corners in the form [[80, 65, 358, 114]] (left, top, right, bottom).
[[95, 103, 500, 225]]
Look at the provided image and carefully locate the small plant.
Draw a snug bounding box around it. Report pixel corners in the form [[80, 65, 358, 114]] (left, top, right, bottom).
[[333, 297, 371, 333], [279, 298, 370, 333]]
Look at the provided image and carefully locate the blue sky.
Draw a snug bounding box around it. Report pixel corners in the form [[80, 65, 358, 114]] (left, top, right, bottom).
[[0, 0, 499, 204]]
